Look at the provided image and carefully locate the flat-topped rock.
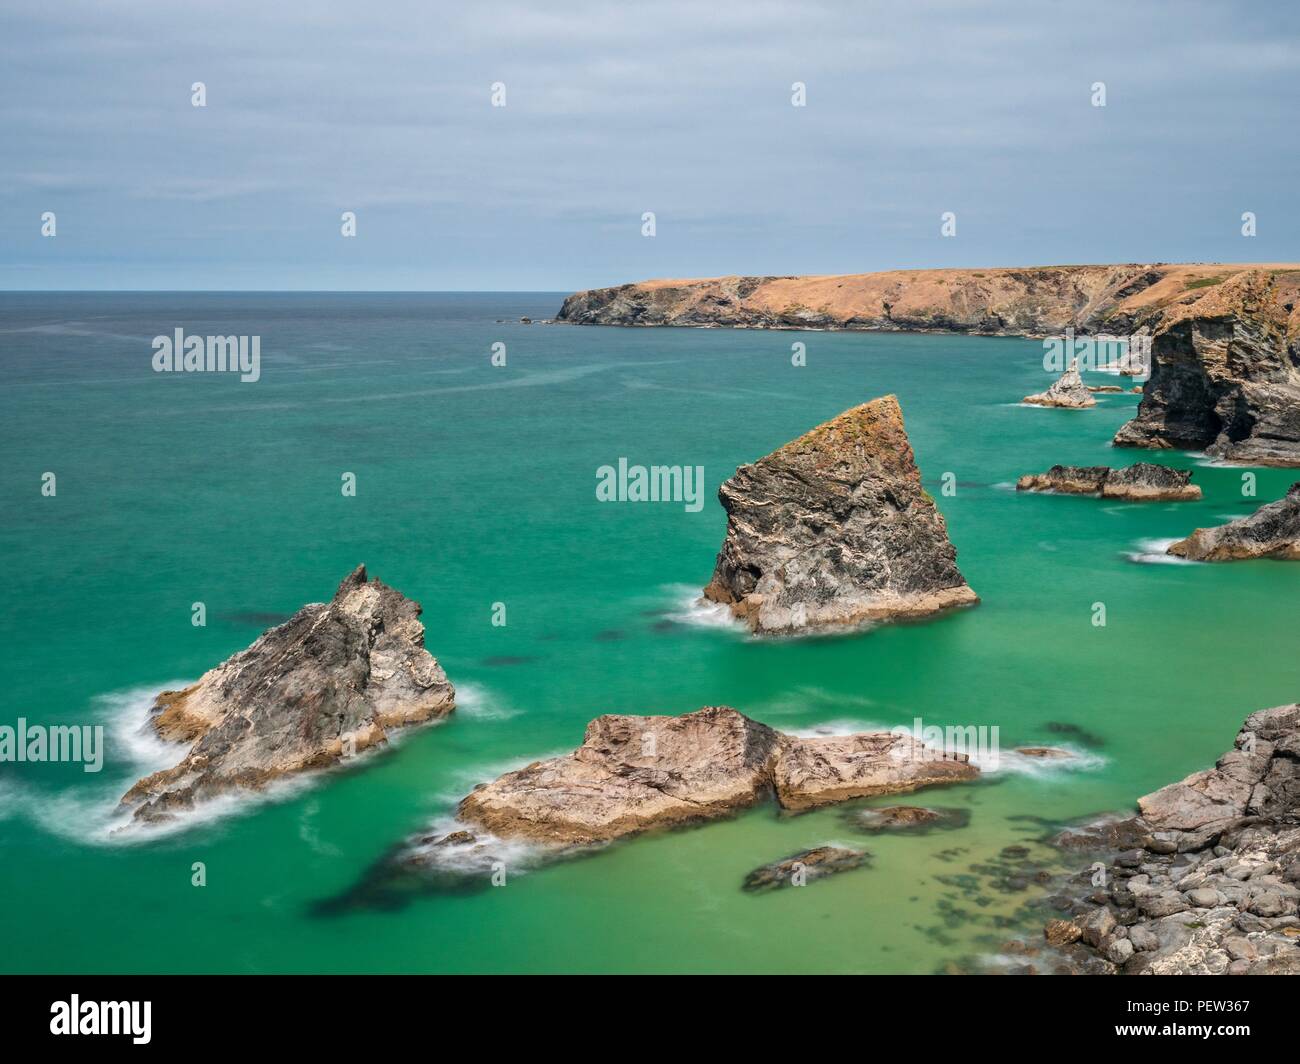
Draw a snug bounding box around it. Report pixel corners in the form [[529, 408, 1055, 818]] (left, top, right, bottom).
[[701, 395, 977, 635], [453, 707, 980, 846], [1114, 271, 1300, 465], [772, 732, 978, 811], [456, 707, 782, 846], [121, 566, 455, 822], [1017, 463, 1200, 501], [1168, 483, 1300, 560], [742, 846, 868, 892], [1023, 359, 1096, 408]]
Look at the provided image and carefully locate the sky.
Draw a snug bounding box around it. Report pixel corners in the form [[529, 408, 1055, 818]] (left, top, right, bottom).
[[2, 0, 1298, 291]]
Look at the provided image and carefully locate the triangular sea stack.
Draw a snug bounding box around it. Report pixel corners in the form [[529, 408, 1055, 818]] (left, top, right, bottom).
[[122, 565, 455, 822], [701, 395, 977, 634], [1022, 358, 1096, 408]]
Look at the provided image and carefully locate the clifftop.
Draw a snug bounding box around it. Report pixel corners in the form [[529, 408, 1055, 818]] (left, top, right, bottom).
[[556, 263, 1300, 336]]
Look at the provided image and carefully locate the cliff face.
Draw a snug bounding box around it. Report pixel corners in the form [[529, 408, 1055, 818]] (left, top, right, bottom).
[[702, 395, 976, 635], [556, 263, 1300, 336], [122, 566, 455, 822], [1112, 271, 1300, 465]]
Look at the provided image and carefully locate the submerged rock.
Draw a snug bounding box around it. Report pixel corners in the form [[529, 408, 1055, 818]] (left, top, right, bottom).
[[1016, 463, 1200, 501], [1114, 271, 1300, 465], [1047, 704, 1300, 974], [845, 805, 971, 834], [121, 566, 455, 822], [742, 846, 869, 892], [701, 395, 977, 635], [452, 706, 978, 847], [1014, 747, 1074, 760], [1167, 483, 1300, 560], [1022, 359, 1096, 408]]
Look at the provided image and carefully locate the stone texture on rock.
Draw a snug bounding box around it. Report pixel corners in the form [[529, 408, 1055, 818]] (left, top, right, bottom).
[[122, 565, 455, 822], [701, 395, 977, 635], [1167, 483, 1300, 561], [1114, 271, 1300, 466], [742, 846, 868, 892], [1016, 463, 1200, 501], [1023, 359, 1096, 408], [772, 732, 978, 811], [1046, 704, 1300, 974], [454, 706, 979, 845]]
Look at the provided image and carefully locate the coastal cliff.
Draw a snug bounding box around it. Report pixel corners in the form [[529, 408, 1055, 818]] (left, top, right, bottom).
[[1112, 270, 1300, 465], [556, 263, 1300, 337]]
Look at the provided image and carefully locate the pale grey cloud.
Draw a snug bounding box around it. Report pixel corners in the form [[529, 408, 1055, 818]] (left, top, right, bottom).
[[1, 0, 1296, 289]]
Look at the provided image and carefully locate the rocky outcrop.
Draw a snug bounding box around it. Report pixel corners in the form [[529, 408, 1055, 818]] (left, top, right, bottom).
[[453, 706, 978, 846], [121, 566, 455, 822], [1022, 359, 1095, 408], [1114, 271, 1300, 465], [1167, 484, 1300, 560], [1046, 705, 1300, 974], [1016, 463, 1201, 501], [772, 731, 978, 810], [700, 395, 977, 635], [556, 264, 1300, 337], [742, 846, 868, 892]]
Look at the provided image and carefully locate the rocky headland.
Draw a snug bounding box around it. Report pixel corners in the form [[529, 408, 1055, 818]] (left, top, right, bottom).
[[556, 263, 1300, 337], [121, 566, 455, 822], [1022, 359, 1095, 408], [1113, 270, 1300, 466], [1043, 704, 1300, 974], [700, 395, 977, 635], [1016, 463, 1201, 501], [445, 706, 977, 848], [1167, 483, 1300, 560]]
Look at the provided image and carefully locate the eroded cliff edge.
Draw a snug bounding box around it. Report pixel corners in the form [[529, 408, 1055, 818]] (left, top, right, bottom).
[[557, 263, 1300, 336]]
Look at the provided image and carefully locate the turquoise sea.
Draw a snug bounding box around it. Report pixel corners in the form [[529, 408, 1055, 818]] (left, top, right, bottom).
[[2, 292, 1298, 974]]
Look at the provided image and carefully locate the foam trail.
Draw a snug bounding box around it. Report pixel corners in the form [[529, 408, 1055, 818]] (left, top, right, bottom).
[[662, 583, 747, 632], [1125, 538, 1197, 565]]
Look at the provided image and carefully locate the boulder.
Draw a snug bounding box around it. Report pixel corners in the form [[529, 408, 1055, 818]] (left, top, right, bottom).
[[701, 395, 977, 635]]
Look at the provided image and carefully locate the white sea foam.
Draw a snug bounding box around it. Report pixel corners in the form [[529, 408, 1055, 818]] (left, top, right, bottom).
[[785, 718, 893, 739], [452, 681, 520, 721], [403, 813, 566, 879], [9, 679, 406, 846], [662, 583, 748, 632], [974, 744, 1107, 778], [1124, 538, 1197, 565]]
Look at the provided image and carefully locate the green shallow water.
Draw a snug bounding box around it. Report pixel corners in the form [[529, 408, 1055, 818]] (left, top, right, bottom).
[[1, 292, 1297, 974]]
